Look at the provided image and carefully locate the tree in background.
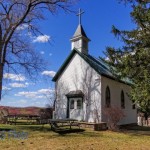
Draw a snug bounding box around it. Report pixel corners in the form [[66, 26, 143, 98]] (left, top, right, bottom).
[[39, 107, 53, 119], [0, 0, 78, 100], [0, 108, 8, 123], [104, 0, 150, 116]]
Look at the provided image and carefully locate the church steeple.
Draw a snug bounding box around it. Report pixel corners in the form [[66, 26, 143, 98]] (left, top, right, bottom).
[[70, 9, 90, 55]]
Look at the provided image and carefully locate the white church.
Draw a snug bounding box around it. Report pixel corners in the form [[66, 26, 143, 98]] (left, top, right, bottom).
[[52, 10, 137, 125]]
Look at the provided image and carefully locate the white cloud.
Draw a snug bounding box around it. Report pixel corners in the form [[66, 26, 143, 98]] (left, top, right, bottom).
[[34, 101, 42, 105], [9, 83, 27, 88], [5, 99, 28, 107], [15, 91, 37, 98], [25, 82, 29, 86], [38, 88, 54, 95], [40, 51, 45, 55], [25, 82, 35, 86], [33, 35, 50, 43], [2, 86, 11, 90], [3, 73, 26, 81], [17, 24, 28, 30], [41, 71, 56, 78], [36, 95, 45, 99], [19, 99, 27, 104], [15, 88, 54, 99]]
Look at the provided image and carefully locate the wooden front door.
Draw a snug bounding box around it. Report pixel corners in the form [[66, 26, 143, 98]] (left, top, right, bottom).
[[67, 97, 83, 120]]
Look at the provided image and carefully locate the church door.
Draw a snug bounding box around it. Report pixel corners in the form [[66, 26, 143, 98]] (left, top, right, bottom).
[[67, 97, 83, 120]]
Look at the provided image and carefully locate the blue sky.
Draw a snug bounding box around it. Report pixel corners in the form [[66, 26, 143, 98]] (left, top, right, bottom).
[[1, 0, 135, 108]]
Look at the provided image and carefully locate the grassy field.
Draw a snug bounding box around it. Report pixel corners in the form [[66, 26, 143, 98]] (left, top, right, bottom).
[[0, 124, 150, 150]]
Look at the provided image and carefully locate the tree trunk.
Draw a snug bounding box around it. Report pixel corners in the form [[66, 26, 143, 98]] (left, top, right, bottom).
[[0, 24, 3, 100], [0, 63, 3, 100]]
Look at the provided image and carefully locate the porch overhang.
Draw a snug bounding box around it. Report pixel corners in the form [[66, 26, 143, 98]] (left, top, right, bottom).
[[66, 90, 84, 98]]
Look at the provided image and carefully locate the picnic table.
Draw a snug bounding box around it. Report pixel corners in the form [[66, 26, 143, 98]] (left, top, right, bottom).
[[49, 118, 80, 131], [4, 115, 40, 125]]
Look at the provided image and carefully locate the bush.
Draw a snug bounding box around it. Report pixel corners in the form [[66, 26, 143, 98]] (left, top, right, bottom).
[[103, 106, 125, 130]]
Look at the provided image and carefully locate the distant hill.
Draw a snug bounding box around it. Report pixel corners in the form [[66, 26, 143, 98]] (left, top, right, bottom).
[[0, 106, 53, 117]]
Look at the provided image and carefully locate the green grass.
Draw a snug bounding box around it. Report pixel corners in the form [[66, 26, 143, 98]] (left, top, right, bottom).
[[0, 124, 150, 150]]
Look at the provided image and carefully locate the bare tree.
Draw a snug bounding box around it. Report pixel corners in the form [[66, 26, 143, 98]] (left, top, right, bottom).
[[0, 0, 78, 99]]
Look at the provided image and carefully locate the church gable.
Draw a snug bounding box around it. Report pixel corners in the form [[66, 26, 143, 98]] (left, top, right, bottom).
[[52, 49, 77, 82], [53, 49, 131, 86], [52, 49, 103, 82], [56, 51, 100, 90]]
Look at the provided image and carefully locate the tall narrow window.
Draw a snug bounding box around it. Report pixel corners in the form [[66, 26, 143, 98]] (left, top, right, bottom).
[[70, 100, 74, 109], [121, 90, 125, 109], [105, 86, 111, 107], [77, 99, 83, 109], [132, 103, 135, 109]]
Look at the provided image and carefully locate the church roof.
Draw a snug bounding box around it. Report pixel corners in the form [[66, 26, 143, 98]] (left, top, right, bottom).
[[52, 49, 131, 85], [72, 24, 89, 39]]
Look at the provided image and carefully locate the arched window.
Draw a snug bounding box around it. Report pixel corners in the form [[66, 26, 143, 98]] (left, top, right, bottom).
[[105, 86, 111, 108], [121, 90, 125, 109]]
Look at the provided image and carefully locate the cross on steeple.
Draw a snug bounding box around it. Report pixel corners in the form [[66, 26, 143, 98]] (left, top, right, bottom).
[[71, 8, 90, 54], [77, 8, 84, 25]]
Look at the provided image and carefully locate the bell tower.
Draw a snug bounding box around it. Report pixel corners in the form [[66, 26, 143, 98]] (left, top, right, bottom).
[[70, 9, 90, 55]]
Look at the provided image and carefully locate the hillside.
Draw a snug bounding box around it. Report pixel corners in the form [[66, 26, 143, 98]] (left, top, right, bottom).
[[0, 106, 53, 116]]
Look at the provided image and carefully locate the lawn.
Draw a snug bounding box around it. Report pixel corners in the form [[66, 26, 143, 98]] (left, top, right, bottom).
[[0, 124, 150, 150]]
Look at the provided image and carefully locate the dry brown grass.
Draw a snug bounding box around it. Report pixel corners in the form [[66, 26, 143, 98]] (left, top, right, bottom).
[[0, 124, 150, 150]]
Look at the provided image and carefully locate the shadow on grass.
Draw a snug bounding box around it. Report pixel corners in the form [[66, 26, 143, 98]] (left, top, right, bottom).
[[0, 124, 15, 131], [13, 124, 100, 138], [120, 125, 150, 131], [53, 128, 85, 135], [120, 125, 150, 136], [16, 124, 52, 132], [0, 128, 12, 131], [0, 124, 52, 132], [1, 124, 88, 137]]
